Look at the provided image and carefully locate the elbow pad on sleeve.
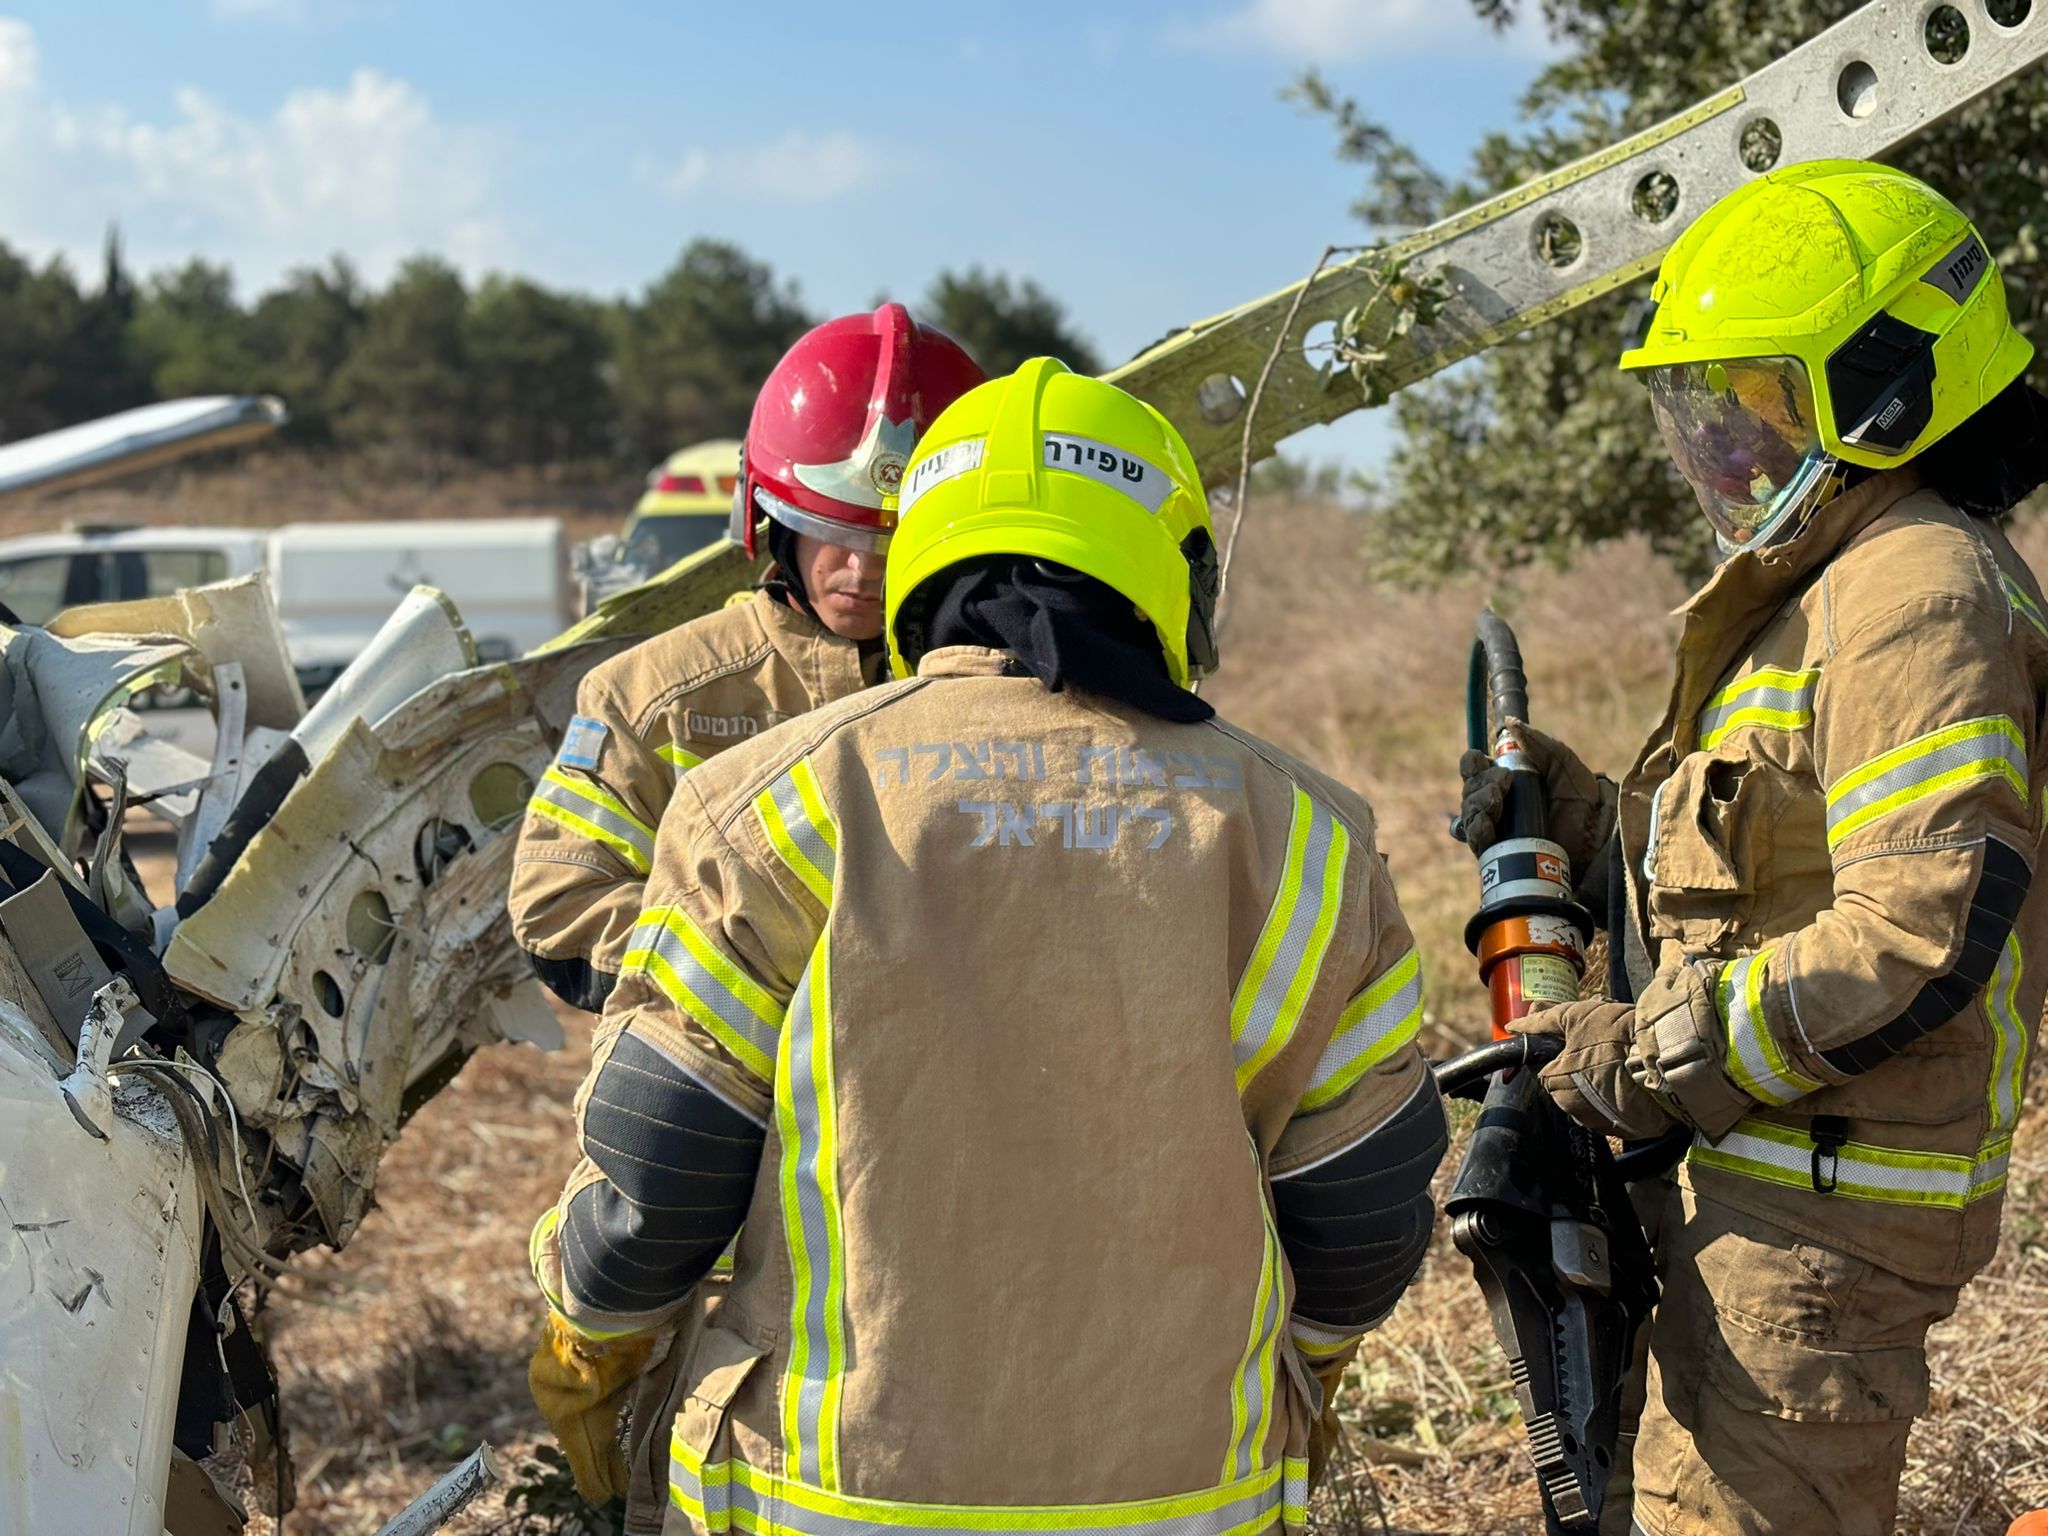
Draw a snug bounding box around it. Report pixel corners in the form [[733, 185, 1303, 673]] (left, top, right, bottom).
[[1272, 1079, 1448, 1330], [560, 1033, 765, 1319], [524, 947, 618, 1013], [1822, 836, 2030, 1076]]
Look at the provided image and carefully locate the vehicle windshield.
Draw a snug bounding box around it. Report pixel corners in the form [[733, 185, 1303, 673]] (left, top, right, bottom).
[[619, 514, 726, 573]]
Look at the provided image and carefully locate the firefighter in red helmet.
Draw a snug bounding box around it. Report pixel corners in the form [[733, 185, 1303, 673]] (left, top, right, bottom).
[[511, 304, 984, 1011]]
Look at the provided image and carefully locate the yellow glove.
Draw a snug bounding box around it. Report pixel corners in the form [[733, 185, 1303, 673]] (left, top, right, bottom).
[[528, 1313, 655, 1504]]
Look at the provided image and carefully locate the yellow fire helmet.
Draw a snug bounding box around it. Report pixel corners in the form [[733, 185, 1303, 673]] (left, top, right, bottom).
[[885, 357, 1220, 686], [1620, 158, 2032, 552]]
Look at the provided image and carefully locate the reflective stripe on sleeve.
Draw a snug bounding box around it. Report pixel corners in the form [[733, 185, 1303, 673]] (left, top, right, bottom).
[[1715, 951, 1822, 1106], [1987, 933, 2028, 1137], [530, 766, 657, 873], [1288, 1316, 1362, 1371], [1298, 948, 1423, 1113], [622, 906, 784, 1083], [2003, 572, 2048, 643], [1689, 1116, 2010, 1209], [671, 1439, 1286, 1536], [526, 1207, 640, 1342], [1697, 666, 1819, 749], [1222, 1140, 1285, 1486], [1824, 715, 2028, 851], [757, 758, 840, 908], [1231, 787, 1350, 1095], [779, 937, 849, 1491], [659, 741, 706, 775]]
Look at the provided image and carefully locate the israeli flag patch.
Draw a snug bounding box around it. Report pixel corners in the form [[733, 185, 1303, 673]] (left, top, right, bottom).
[[557, 715, 609, 770]]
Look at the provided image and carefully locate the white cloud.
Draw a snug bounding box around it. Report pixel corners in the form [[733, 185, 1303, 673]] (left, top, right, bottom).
[[0, 16, 34, 94], [0, 18, 508, 289], [661, 130, 887, 206], [1172, 0, 1556, 62]]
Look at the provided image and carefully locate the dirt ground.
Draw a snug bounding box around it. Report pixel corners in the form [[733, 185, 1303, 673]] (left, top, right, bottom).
[[114, 486, 2048, 1535]]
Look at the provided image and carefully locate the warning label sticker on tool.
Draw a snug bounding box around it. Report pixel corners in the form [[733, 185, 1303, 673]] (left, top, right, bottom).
[[1520, 953, 1581, 1004]]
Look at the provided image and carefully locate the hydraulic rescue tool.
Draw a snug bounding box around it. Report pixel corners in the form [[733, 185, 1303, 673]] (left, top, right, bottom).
[[1431, 613, 1661, 1534]]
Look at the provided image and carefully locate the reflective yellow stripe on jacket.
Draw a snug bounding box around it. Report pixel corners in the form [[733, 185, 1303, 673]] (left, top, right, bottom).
[[623, 907, 785, 1083], [2002, 571, 2048, 643], [1222, 1141, 1285, 1488], [1697, 666, 1819, 749], [1824, 715, 2028, 851], [529, 766, 657, 873], [1298, 949, 1422, 1113], [757, 758, 840, 908], [671, 1438, 1299, 1536], [661, 741, 707, 775], [778, 935, 849, 1491], [1714, 951, 1822, 1107], [1231, 787, 1349, 1094], [1691, 1118, 2011, 1209], [1988, 933, 2028, 1137]]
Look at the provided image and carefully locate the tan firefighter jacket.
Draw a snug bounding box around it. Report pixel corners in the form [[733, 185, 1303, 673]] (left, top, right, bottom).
[[532, 647, 1445, 1535], [511, 589, 881, 999], [1617, 471, 2048, 1286]]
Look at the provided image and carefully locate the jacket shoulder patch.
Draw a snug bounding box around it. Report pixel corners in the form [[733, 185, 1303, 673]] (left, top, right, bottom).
[[557, 715, 609, 770]]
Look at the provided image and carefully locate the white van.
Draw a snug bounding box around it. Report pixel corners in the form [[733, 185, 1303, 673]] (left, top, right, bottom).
[[0, 520, 574, 689]]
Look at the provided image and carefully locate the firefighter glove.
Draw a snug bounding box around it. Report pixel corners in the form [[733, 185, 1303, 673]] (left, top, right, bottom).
[[1453, 719, 1616, 883], [529, 1313, 655, 1504], [1633, 962, 1756, 1139], [1510, 1000, 1680, 1141]]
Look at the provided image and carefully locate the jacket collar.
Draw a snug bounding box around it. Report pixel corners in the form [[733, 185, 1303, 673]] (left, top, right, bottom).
[[915, 646, 1016, 679], [1634, 469, 1924, 779], [748, 588, 883, 689]]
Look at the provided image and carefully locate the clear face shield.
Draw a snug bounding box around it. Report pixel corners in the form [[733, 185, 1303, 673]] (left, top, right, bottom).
[[1642, 356, 1836, 555]]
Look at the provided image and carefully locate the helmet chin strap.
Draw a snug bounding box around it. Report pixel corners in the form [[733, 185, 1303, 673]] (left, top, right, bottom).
[[1714, 453, 1847, 560]]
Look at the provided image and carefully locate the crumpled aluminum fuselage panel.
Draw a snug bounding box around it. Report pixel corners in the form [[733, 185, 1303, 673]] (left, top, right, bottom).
[[162, 644, 611, 1244]]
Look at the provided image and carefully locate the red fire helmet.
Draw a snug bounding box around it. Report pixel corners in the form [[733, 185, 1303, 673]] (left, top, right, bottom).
[[732, 303, 986, 557]]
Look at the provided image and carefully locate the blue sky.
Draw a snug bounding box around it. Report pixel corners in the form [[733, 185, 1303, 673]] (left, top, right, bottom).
[[0, 1, 1556, 466]]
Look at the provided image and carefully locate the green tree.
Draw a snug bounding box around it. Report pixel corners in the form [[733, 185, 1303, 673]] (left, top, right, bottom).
[[467, 276, 614, 468], [1295, 0, 2048, 582], [246, 258, 368, 446], [333, 256, 474, 473], [614, 240, 813, 463], [921, 267, 1102, 377], [130, 260, 256, 399]]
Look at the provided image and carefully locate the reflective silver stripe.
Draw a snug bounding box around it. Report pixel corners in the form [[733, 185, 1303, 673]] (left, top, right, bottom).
[[1697, 667, 1818, 747], [778, 941, 847, 1489], [1230, 790, 1349, 1093], [1716, 951, 1819, 1106], [625, 910, 782, 1081], [1689, 1117, 2002, 1209], [1825, 716, 2028, 849], [531, 769, 655, 872], [1299, 948, 1423, 1112], [1289, 1316, 1360, 1361], [1224, 1142, 1285, 1483], [671, 1446, 1284, 1536], [1987, 933, 2026, 1136], [771, 767, 837, 892]]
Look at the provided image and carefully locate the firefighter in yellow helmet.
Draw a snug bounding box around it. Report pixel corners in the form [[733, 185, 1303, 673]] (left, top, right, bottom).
[[529, 360, 1449, 1530], [1456, 161, 2048, 1536]]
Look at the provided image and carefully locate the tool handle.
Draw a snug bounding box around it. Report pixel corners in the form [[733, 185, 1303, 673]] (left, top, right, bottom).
[[1473, 609, 1529, 750]]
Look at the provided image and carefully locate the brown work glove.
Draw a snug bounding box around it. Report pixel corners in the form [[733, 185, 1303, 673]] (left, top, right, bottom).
[[1509, 1000, 1680, 1141], [1454, 719, 1615, 882], [528, 1313, 656, 1505], [1304, 1346, 1358, 1490], [1632, 963, 1755, 1139]]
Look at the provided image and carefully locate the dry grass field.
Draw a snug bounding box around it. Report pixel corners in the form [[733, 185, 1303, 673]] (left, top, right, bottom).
[[92, 483, 2048, 1535]]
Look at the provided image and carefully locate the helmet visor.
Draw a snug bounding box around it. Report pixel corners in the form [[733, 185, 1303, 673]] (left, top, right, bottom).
[[1643, 356, 1824, 547]]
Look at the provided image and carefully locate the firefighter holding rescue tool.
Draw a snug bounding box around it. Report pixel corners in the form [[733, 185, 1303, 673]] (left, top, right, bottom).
[[1456, 159, 2048, 1536], [510, 305, 984, 1010]]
